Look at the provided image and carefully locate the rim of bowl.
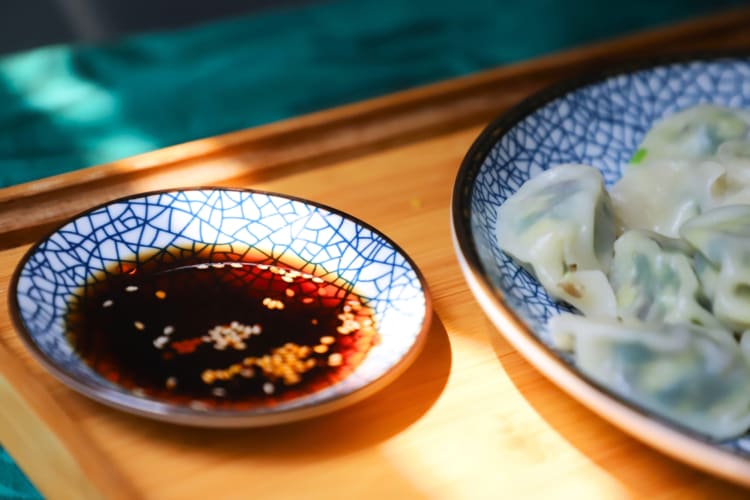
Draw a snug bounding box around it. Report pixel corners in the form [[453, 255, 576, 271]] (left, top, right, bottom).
[[9, 186, 433, 427], [450, 52, 750, 484]]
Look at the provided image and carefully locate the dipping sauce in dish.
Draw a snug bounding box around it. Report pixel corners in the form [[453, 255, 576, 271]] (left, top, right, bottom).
[[64, 249, 380, 409]]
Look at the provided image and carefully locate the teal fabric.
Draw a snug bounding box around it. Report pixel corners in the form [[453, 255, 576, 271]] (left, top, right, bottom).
[[0, 0, 745, 496], [0, 451, 42, 500], [0, 0, 744, 187]]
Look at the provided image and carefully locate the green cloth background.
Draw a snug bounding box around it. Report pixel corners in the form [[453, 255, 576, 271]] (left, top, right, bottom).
[[0, 0, 744, 496]]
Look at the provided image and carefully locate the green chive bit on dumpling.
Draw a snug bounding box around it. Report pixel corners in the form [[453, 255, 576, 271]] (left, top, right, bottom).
[[629, 148, 648, 165], [680, 205, 750, 332], [609, 230, 720, 329], [548, 313, 750, 441], [497, 164, 617, 318], [639, 104, 750, 162]]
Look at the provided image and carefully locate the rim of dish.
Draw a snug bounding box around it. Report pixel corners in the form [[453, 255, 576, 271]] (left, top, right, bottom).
[[9, 186, 433, 427], [450, 53, 750, 484]]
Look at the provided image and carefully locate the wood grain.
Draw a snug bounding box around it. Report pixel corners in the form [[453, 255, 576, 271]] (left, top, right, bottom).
[[2, 8, 750, 499]]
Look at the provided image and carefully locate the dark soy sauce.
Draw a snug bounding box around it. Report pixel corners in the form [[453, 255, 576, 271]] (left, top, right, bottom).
[[65, 250, 380, 409]]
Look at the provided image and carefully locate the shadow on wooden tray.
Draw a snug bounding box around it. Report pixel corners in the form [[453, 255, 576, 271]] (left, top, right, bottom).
[[86, 312, 451, 461], [484, 317, 748, 497]]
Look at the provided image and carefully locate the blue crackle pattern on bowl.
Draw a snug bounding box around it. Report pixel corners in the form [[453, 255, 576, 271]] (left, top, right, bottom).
[[468, 58, 750, 453], [14, 189, 427, 417]]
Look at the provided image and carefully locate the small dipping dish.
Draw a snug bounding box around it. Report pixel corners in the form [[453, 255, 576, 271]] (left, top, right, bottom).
[[10, 188, 431, 427]]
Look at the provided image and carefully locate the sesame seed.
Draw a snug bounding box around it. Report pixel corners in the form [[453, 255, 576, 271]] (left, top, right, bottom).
[[134, 321, 145, 331], [285, 288, 295, 297], [155, 290, 167, 299], [230, 262, 243, 268], [328, 353, 343, 367], [211, 263, 225, 269], [320, 336, 335, 345], [163, 325, 175, 335], [262, 382, 275, 395], [166, 377, 177, 389], [312, 276, 324, 284], [282, 275, 294, 283], [153, 336, 169, 349], [125, 285, 139, 292], [196, 263, 209, 270], [313, 344, 328, 354], [311, 318, 318, 325], [212, 387, 227, 397], [102, 299, 114, 308]]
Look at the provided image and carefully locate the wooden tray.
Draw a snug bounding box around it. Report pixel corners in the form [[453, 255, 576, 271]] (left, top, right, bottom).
[[2, 9, 750, 499]]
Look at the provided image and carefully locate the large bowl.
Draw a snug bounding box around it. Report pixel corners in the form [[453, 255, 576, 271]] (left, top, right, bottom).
[[451, 55, 750, 485], [10, 188, 430, 427]]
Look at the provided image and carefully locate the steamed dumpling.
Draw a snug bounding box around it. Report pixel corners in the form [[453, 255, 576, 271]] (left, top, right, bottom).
[[608, 230, 720, 329], [715, 140, 750, 205], [611, 105, 750, 237], [680, 205, 750, 331], [610, 158, 725, 237], [635, 104, 750, 163], [497, 164, 617, 317], [548, 313, 750, 440], [718, 139, 750, 186], [693, 252, 719, 304]]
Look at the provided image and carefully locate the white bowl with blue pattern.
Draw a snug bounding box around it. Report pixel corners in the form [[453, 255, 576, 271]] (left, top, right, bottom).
[[451, 56, 750, 486], [10, 188, 431, 427]]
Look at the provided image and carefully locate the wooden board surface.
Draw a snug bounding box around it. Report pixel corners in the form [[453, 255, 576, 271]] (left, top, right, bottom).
[[2, 8, 750, 499]]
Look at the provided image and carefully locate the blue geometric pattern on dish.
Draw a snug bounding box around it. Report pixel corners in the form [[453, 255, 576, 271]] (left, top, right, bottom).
[[12, 189, 428, 421], [467, 58, 750, 452]]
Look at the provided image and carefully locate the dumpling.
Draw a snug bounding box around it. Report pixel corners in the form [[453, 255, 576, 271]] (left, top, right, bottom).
[[497, 164, 617, 317], [611, 105, 750, 238], [608, 230, 720, 329], [634, 104, 750, 163], [715, 140, 750, 205], [693, 252, 719, 304], [610, 157, 725, 237], [548, 313, 750, 440], [718, 139, 750, 186], [680, 205, 750, 331], [741, 331, 750, 360]]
